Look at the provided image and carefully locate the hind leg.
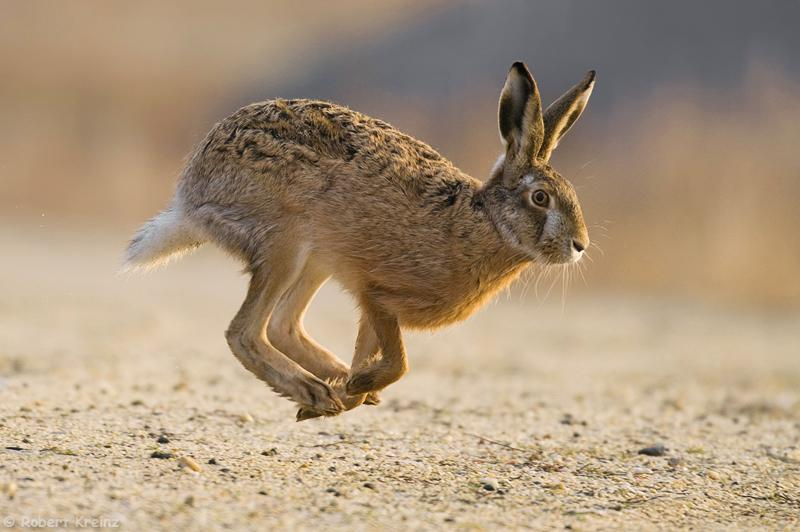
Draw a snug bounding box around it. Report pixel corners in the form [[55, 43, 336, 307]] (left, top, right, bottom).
[[267, 261, 368, 420], [268, 260, 349, 382], [225, 246, 344, 417]]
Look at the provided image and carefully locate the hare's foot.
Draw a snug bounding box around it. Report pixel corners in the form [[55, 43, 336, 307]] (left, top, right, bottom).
[[346, 359, 407, 396], [296, 406, 323, 421], [345, 367, 382, 396], [293, 375, 346, 416], [347, 299, 408, 396], [295, 376, 366, 422], [364, 392, 381, 406]]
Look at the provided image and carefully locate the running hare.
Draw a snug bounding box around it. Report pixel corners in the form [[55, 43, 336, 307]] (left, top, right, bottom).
[[124, 62, 594, 420]]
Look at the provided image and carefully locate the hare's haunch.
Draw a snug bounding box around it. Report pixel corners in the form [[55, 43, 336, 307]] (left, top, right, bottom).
[[124, 62, 595, 420]]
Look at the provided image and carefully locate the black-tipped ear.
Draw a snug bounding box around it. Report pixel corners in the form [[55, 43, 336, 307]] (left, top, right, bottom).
[[539, 70, 595, 162], [498, 62, 544, 166]]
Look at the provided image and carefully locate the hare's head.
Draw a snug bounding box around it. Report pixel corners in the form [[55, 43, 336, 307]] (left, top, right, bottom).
[[485, 62, 594, 265]]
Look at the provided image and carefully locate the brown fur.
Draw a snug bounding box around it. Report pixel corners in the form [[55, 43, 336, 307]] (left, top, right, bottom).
[[124, 62, 595, 420]]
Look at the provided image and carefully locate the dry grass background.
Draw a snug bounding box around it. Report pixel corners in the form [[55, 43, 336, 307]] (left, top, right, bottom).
[[1, 2, 798, 306], [1, 3, 799, 530]]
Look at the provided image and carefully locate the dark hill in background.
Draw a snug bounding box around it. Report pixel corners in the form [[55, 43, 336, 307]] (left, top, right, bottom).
[[245, 0, 799, 114]]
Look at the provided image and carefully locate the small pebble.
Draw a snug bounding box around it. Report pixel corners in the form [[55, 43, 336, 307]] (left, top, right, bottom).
[[2, 482, 17, 499], [479, 478, 499, 491], [707, 470, 721, 480], [238, 413, 254, 423], [150, 450, 173, 459], [638, 444, 667, 457], [183, 495, 195, 506], [261, 448, 278, 456], [179, 456, 202, 472], [363, 482, 376, 490], [208, 458, 218, 465], [668, 457, 684, 468], [157, 435, 170, 444]]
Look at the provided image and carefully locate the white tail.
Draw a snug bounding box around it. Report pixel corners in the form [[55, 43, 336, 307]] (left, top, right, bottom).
[[122, 203, 204, 273]]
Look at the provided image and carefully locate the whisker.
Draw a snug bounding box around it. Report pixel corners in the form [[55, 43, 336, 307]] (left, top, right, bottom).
[[590, 242, 605, 256], [577, 262, 588, 286], [534, 264, 550, 300], [519, 266, 536, 300], [542, 266, 560, 301]]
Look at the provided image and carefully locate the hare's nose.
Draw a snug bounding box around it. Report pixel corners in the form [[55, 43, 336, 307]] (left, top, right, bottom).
[[572, 239, 586, 253]]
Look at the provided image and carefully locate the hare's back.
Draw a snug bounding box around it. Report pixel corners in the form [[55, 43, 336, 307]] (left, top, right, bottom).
[[184, 98, 472, 248], [200, 99, 460, 195]]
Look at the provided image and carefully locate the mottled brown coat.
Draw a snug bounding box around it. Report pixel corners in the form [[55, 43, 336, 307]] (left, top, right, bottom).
[[124, 62, 595, 420]]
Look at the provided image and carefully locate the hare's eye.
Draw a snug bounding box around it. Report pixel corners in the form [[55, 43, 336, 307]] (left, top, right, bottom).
[[532, 190, 549, 207]]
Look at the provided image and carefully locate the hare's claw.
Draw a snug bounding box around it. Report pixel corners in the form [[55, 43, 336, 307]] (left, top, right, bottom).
[[296, 407, 324, 421], [330, 376, 367, 411], [346, 370, 378, 396], [297, 376, 345, 415], [364, 392, 381, 406], [296, 376, 369, 421]]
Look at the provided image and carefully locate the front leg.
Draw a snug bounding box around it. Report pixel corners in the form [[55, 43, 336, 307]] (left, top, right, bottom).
[[295, 313, 380, 421], [346, 299, 408, 396], [350, 314, 382, 405]]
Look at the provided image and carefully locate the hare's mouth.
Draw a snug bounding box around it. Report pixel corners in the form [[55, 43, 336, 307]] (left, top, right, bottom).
[[535, 245, 582, 265], [568, 248, 585, 263]]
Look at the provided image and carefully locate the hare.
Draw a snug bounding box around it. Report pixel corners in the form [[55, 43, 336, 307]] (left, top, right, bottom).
[[124, 62, 594, 421]]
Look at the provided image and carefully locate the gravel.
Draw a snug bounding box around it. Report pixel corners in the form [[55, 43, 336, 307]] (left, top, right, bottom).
[[637, 444, 667, 457], [150, 451, 174, 459], [1, 234, 798, 530], [479, 478, 500, 491]]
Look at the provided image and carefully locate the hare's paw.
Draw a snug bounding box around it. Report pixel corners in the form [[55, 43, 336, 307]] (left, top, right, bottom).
[[295, 377, 367, 422], [293, 376, 345, 417], [363, 392, 381, 406], [329, 376, 367, 411], [347, 357, 407, 396], [295, 406, 342, 421], [346, 369, 379, 396], [296, 406, 323, 421]]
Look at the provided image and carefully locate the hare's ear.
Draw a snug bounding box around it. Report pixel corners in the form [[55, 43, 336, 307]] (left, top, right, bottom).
[[498, 62, 544, 167], [538, 70, 595, 162]]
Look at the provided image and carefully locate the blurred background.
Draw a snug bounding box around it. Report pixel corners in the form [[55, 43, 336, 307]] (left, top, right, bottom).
[[2, 0, 799, 306], [2, 5, 799, 526]]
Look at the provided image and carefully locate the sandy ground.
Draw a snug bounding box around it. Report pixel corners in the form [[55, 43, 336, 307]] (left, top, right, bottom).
[[1, 226, 799, 530]]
